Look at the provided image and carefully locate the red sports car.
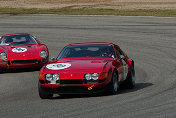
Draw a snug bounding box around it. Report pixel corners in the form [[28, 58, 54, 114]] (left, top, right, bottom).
[[38, 42, 135, 99], [0, 33, 49, 73]]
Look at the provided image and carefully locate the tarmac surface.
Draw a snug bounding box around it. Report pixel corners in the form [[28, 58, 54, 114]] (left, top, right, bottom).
[[0, 15, 176, 118]]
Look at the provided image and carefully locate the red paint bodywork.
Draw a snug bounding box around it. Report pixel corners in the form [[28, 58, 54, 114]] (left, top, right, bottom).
[[0, 33, 49, 69], [39, 42, 134, 94]]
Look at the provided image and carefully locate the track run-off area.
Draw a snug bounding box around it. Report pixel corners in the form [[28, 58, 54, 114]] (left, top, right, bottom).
[[0, 15, 176, 118]]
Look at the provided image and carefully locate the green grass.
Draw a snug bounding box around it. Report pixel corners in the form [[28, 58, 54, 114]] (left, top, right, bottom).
[[0, 8, 176, 17]]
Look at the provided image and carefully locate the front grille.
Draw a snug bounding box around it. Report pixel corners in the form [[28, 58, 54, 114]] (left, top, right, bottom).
[[60, 79, 83, 85], [55, 86, 99, 94], [11, 59, 38, 64]]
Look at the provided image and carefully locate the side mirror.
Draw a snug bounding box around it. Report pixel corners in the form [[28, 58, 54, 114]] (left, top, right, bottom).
[[37, 40, 41, 44], [50, 57, 56, 62], [120, 55, 124, 59]]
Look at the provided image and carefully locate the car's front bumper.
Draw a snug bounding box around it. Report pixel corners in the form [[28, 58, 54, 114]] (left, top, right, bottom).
[[39, 79, 110, 94], [0, 58, 48, 69], [49, 86, 108, 94]]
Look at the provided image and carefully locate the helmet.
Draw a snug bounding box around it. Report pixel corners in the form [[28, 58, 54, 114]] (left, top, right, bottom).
[[5, 38, 13, 43]]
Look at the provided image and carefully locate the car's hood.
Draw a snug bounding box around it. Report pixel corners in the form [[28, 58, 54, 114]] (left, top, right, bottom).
[[5, 45, 39, 60], [44, 58, 113, 74]]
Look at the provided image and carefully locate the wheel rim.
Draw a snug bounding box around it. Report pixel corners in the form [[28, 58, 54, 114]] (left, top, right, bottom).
[[113, 73, 118, 92]]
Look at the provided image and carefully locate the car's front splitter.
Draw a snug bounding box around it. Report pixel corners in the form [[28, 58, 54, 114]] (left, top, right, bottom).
[[48, 85, 109, 94]]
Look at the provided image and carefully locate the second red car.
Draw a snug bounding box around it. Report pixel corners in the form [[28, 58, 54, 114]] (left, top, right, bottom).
[[0, 33, 49, 73]]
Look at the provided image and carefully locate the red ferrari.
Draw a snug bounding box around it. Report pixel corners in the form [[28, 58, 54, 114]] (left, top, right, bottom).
[[0, 33, 49, 73], [38, 42, 135, 99]]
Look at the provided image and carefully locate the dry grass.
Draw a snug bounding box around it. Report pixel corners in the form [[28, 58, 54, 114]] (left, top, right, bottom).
[[0, 0, 176, 16], [0, 8, 176, 17], [0, 0, 176, 10]]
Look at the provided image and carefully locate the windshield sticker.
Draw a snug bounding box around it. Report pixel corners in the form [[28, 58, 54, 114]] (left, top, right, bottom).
[[12, 48, 27, 53], [46, 63, 71, 70]]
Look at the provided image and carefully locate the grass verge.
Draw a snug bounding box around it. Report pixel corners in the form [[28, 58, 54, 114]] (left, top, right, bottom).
[[0, 8, 176, 17]]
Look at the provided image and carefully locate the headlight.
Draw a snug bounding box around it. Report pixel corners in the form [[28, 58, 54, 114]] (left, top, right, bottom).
[[84, 73, 99, 84], [0, 52, 7, 60], [39, 50, 47, 58], [45, 74, 59, 84], [85, 73, 92, 80], [46, 74, 53, 81], [84, 73, 99, 80], [91, 73, 99, 80], [53, 74, 59, 81]]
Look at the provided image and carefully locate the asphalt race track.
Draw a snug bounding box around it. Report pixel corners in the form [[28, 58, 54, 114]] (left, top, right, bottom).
[[0, 15, 176, 118]]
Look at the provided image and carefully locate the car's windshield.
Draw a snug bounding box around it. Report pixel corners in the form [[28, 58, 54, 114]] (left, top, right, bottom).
[[57, 44, 116, 59], [0, 34, 38, 45]]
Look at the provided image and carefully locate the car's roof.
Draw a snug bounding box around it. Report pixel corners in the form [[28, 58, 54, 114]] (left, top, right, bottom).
[[2, 33, 30, 37], [67, 42, 115, 46]]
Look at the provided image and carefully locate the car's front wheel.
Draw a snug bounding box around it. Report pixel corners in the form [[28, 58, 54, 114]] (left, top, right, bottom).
[[125, 64, 135, 89], [0, 67, 4, 74], [38, 83, 53, 99], [109, 71, 119, 94]]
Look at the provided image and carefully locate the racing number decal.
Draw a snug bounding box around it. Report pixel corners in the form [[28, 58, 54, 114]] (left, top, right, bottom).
[[12, 48, 27, 53], [46, 63, 71, 70], [121, 59, 128, 80]]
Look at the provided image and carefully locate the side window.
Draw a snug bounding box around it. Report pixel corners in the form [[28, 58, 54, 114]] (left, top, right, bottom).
[[117, 46, 125, 56], [114, 45, 126, 58], [114, 45, 120, 59]]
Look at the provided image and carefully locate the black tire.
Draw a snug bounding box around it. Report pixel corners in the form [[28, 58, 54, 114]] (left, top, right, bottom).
[[0, 67, 4, 74], [125, 64, 135, 89], [38, 83, 53, 99], [109, 71, 119, 94]]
